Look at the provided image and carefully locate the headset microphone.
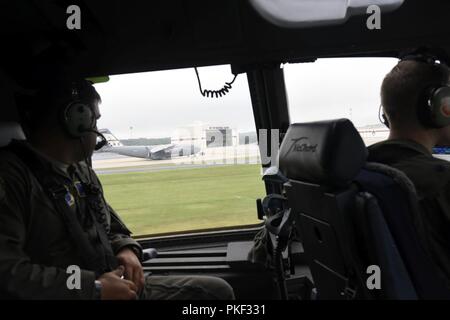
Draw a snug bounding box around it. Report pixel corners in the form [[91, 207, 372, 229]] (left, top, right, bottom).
[[92, 129, 108, 150]]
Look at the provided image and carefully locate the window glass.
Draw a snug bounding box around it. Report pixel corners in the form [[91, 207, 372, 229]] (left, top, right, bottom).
[[284, 58, 398, 146], [93, 65, 264, 236], [284, 57, 449, 162]]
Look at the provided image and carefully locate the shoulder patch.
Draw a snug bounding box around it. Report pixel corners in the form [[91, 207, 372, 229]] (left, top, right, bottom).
[[65, 191, 75, 207]]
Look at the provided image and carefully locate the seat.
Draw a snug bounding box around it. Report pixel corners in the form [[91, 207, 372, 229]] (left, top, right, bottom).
[[0, 121, 26, 147], [278, 118, 450, 299], [0, 74, 26, 147]]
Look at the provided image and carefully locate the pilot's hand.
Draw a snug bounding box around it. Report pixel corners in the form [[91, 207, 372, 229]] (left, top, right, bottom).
[[116, 247, 145, 294], [98, 266, 138, 300]]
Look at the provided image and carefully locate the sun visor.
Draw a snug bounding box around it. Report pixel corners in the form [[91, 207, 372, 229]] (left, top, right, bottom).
[[249, 0, 404, 28]]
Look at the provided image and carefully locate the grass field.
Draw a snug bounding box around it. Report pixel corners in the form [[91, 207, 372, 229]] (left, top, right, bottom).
[[98, 164, 266, 236]]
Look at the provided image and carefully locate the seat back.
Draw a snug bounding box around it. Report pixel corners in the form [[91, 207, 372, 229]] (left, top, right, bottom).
[[278, 119, 449, 299], [0, 121, 26, 147], [354, 163, 450, 299], [279, 119, 371, 299], [0, 75, 26, 146]]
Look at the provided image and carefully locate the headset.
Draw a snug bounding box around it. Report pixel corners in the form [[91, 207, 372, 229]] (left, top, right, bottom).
[[380, 54, 450, 129], [60, 82, 96, 138], [60, 81, 107, 150], [379, 104, 390, 128]]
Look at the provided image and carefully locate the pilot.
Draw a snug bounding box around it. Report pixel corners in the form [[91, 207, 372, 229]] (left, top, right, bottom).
[[0, 78, 235, 300], [369, 57, 450, 288]]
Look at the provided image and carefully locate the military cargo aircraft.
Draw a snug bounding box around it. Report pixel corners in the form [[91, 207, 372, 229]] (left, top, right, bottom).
[[96, 129, 201, 160], [1, 0, 450, 303]]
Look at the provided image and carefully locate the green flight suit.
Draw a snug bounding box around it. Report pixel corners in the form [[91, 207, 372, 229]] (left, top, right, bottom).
[[368, 139, 450, 289], [0, 141, 234, 300]]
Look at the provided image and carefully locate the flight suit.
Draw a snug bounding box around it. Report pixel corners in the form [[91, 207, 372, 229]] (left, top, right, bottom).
[[368, 139, 450, 289], [0, 140, 234, 300]]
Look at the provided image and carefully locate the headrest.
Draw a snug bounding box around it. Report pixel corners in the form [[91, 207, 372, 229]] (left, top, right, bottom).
[[0, 69, 26, 147], [0, 122, 26, 147], [279, 119, 368, 187]]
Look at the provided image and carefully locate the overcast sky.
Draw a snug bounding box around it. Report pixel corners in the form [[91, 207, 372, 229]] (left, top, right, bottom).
[[94, 57, 398, 140]]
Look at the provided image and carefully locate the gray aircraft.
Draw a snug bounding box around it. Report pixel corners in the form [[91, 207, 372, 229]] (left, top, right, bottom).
[[96, 129, 201, 160]]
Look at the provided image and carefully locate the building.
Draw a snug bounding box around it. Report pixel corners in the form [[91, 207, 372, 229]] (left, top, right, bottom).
[[171, 123, 236, 149]]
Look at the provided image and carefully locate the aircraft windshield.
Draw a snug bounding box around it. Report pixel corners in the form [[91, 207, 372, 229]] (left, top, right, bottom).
[[92, 65, 264, 236], [285, 57, 397, 146]]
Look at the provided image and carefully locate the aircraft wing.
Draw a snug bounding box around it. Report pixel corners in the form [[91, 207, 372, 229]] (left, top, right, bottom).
[[149, 144, 175, 153], [105, 146, 151, 159]]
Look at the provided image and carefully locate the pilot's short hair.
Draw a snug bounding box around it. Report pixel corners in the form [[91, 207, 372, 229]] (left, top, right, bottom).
[[381, 60, 449, 127], [16, 79, 101, 134]]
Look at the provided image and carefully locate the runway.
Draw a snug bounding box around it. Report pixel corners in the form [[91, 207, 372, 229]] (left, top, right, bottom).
[[92, 144, 263, 175], [92, 143, 450, 175], [95, 162, 242, 175]]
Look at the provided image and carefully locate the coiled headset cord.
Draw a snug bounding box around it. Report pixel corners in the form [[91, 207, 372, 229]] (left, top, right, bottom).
[[194, 67, 238, 98]]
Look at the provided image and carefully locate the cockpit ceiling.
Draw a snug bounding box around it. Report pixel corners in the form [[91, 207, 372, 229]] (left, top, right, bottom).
[[1, 0, 450, 80]]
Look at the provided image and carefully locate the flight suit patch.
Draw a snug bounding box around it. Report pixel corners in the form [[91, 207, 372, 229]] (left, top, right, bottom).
[[74, 181, 86, 197], [64, 191, 75, 207]]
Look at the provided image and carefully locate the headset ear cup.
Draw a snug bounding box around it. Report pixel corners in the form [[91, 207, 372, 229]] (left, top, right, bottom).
[[379, 105, 390, 128], [429, 87, 450, 128], [62, 102, 95, 137], [382, 113, 390, 129], [417, 87, 437, 128]]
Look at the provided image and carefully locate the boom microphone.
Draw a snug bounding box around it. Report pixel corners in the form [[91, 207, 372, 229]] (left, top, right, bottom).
[[93, 129, 108, 150]]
